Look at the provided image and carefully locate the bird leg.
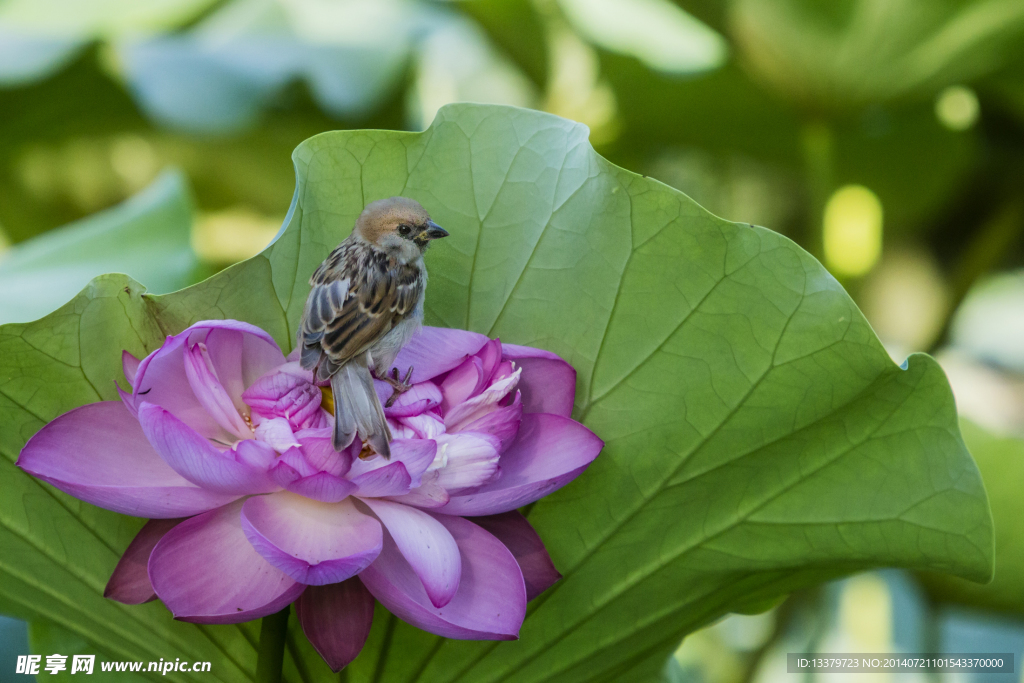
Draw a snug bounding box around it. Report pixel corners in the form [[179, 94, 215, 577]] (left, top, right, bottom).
[[382, 366, 414, 407]]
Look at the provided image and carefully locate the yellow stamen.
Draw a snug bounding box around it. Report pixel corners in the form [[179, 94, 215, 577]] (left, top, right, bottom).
[[320, 385, 335, 414]]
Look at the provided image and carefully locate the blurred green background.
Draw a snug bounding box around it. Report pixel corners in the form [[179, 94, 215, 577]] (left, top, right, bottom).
[[4, 0, 1024, 681]]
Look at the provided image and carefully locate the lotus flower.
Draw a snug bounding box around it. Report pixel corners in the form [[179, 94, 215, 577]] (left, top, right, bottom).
[[17, 320, 602, 671]]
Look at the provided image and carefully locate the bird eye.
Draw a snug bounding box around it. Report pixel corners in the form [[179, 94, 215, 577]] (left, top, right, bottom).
[[398, 224, 411, 236]]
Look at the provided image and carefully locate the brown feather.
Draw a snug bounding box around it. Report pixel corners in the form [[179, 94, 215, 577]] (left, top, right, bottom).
[[297, 196, 444, 454], [298, 237, 425, 372]]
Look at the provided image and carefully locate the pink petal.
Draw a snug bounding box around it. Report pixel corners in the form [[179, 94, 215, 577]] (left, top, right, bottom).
[[132, 320, 285, 441], [388, 477, 451, 509], [105, 518, 185, 604], [198, 328, 245, 407], [491, 360, 516, 383], [296, 579, 375, 673], [297, 429, 354, 477], [360, 499, 460, 608], [460, 391, 523, 451], [392, 326, 490, 384], [122, 350, 141, 386], [470, 511, 561, 601], [502, 344, 576, 417], [134, 338, 227, 441], [294, 402, 329, 430], [206, 323, 288, 394], [243, 362, 326, 431], [499, 343, 564, 361], [286, 472, 357, 503], [137, 402, 278, 495], [148, 500, 305, 624], [280, 447, 316, 475], [395, 439, 441, 484], [268, 447, 316, 487], [242, 361, 312, 405], [233, 439, 277, 470], [440, 357, 486, 414], [438, 414, 603, 516], [433, 433, 501, 493], [359, 513, 525, 640], [17, 402, 238, 518], [268, 461, 301, 488], [381, 382, 443, 418], [183, 341, 252, 440], [241, 494, 382, 586], [443, 368, 521, 433], [398, 413, 446, 440], [388, 421, 419, 440], [348, 439, 437, 487], [116, 381, 138, 417], [350, 462, 413, 498], [254, 417, 301, 452], [476, 338, 504, 385]]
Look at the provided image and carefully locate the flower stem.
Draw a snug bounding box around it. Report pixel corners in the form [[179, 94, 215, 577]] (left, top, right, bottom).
[[255, 606, 290, 683], [371, 612, 398, 683]]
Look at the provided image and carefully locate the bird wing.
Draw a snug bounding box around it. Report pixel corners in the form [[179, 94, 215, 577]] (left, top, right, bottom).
[[298, 239, 423, 380]]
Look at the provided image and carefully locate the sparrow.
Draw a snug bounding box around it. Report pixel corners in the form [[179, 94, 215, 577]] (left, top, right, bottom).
[[296, 196, 449, 457]]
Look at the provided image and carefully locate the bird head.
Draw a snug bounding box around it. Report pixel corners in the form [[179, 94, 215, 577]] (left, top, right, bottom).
[[353, 196, 449, 263]]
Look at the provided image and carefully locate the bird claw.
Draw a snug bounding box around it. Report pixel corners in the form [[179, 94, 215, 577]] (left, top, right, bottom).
[[383, 366, 414, 408]]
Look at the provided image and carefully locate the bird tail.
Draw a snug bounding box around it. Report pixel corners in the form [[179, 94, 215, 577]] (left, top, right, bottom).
[[330, 357, 392, 458]]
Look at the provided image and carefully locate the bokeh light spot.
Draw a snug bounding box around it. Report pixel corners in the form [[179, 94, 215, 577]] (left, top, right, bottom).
[[823, 184, 883, 278], [193, 207, 283, 264], [935, 85, 980, 131], [110, 135, 158, 192], [839, 574, 892, 651]]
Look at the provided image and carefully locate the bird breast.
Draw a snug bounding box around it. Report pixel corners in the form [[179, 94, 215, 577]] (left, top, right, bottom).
[[370, 313, 423, 373]]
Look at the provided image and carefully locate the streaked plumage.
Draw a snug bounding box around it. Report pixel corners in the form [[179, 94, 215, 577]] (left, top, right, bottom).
[[297, 197, 448, 456]]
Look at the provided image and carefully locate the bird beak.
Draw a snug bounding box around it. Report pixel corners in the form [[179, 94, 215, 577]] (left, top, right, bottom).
[[424, 221, 449, 240]]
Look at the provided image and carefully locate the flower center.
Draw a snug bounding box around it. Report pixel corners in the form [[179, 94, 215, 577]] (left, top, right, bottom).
[[358, 442, 377, 460], [320, 385, 335, 415]]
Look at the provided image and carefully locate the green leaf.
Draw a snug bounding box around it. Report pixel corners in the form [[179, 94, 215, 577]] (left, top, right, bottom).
[[0, 0, 217, 36], [0, 170, 199, 325], [115, 0, 417, 134], [670, 0, 729, 34], [987, 67, 1024, 127], [456, 0, 550, 88], [727, 0, 1024, 109], [0, 104, 992, 682], [0, 0, 218, 85], [920, 420, 1024, 615], [558, 0, 727, 75], [600, 57, 978, 239], [29, 620, 150, 682]]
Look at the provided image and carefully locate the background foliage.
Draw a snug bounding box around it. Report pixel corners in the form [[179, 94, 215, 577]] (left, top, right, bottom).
[[3, 0, 1024, 682], [0, 101, 994, 683]]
